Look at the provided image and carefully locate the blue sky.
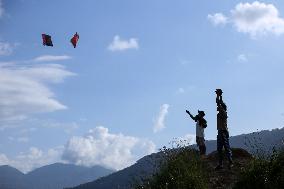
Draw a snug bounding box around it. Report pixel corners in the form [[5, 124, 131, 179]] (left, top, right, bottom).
[[0, 0, 284, 172]]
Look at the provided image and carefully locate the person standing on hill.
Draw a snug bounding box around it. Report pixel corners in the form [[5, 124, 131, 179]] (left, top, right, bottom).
[[186, 109, 207, 156], [215, 89, 233, 170]]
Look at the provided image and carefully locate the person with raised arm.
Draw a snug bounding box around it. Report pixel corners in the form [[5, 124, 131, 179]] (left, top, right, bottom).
[[215, 89, 233, 170], [186, 109, 207, 156]]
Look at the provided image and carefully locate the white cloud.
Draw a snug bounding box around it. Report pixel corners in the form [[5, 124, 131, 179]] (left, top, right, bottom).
[[0, 146, 63, 173], [0, 154, 9, 165], [153, 104, 169, 133], [62, 126, 156, 170], [108, 35, 139, 51], [177, 88, 185, 94], [0, 42, 13, 56], [209, 1, 284, 37], [1, 126, 155, 172], [0, 0, 4, 18], [33, 55, 71, 62], [232, 1, 284, 37], [0, 62, 75, 122], [207, 13, 228, 26], [238, 54, 248, 62]]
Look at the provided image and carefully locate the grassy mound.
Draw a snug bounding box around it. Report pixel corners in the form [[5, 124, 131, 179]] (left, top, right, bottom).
[[136, 147, 207, 189], [135, 145, 284, 189]]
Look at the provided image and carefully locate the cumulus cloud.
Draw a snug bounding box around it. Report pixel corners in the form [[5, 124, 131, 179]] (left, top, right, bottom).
[[209, 1, 284, 37], [207, 13, 228, 26], [62, 126, 156, 170], [0, 146, 63, 173], [33, 55, 71, 62], [0, 42, 14, 56], [153, 104, 169, 133], [0, 62, 75, 122], [108, 35, 139, 51], [232, 1, 284, 37], [0, 126, 155, 172]]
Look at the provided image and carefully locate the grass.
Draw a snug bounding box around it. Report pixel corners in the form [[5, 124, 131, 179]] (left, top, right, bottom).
[[135, 144, 208, 189], [135, 137, 284, 189]]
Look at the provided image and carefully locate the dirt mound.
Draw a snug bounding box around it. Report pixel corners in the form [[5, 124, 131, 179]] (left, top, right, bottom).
[[203, 148, 253, 189], [206, 148, 252, 162]]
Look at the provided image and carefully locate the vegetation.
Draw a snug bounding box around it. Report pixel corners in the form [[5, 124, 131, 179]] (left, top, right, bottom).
[[136, 144, 208, 189], [135, 137, 284, 189], [233, 149, 284, 189], [234, 134, 284, 188]]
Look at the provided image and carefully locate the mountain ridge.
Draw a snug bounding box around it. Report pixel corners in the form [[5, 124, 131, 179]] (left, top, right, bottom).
[[68, 127, 284, 189], [0, 163, 113, 189]]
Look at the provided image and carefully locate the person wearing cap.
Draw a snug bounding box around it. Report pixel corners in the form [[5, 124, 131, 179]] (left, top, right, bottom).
[[186, 109, 207, 156], [215, 89, 233, 170]]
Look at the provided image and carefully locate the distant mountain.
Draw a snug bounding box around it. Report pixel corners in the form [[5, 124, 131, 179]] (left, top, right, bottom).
[[204, 127, 284, 155], [0, 163, 113, 189], [65, 152, 163, 189], [68, 127, 284, 189], [0, 165, 25, 189]]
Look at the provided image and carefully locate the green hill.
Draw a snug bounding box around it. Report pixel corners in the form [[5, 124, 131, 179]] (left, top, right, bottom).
[[136, 147, 284, 189]]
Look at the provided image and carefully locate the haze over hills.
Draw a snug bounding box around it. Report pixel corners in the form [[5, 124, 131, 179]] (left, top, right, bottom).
[[0, 128, 283, 189], [0, 163, 113, 189], [68, 127, 284, 189]]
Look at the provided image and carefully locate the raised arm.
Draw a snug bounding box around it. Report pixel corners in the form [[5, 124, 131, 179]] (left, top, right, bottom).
[[186, 110, 197, 121]]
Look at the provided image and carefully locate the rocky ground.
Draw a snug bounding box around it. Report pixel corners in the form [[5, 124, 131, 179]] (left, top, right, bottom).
[[203, 148, 253, 189]]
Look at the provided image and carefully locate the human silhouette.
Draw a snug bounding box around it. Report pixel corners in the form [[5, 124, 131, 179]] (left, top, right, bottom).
[[186, 109, 207, 156], [215, 89, 233, 170]]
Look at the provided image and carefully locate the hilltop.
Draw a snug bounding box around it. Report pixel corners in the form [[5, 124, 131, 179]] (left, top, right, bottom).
[[69, 128, 283, 189], [134, 148, 253, 189], [204, 148, 252, 189]]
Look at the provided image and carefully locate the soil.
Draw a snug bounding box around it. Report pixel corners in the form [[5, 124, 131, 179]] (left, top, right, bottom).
[[203, 148, 252, 189]]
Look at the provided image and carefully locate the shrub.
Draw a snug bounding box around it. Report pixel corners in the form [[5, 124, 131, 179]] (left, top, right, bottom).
[[233, 150, 284, 189], [136, 145, 207, 189]]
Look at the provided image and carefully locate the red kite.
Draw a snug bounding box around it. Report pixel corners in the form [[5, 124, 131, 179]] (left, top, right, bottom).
[[70, 32, 79, 48], [42, 34, 53, 46]]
